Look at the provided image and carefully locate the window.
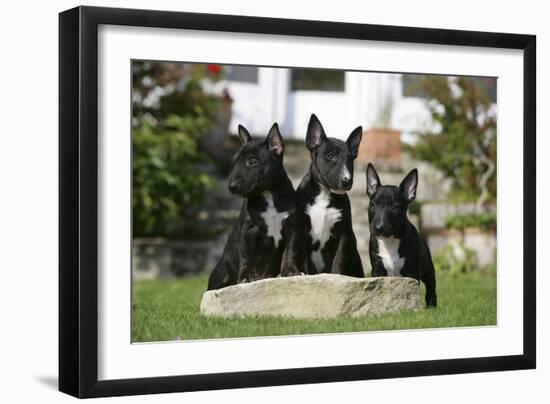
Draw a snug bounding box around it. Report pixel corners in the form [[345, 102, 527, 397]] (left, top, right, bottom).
[[291, 68, 345, 91], [471, 77, 497, 102], [224, 65, 259, 83], [402, 74, 497, 102], [402, 74, 428, 98]]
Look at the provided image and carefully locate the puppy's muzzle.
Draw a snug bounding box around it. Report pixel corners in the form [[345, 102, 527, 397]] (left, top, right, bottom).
[[228, 181, 240, 194], [340, 177, 352, 190]]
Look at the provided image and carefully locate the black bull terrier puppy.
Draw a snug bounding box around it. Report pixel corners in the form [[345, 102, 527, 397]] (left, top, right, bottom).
[[297, 114, 364, 277], [366, 163, 437, 307], [207, 124, 304, 290]]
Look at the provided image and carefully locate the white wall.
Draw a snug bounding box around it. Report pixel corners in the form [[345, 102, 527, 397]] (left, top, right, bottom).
[[225, 67, 290, 135], [0, 1, 546, 403], [226, 69, 416, 140]]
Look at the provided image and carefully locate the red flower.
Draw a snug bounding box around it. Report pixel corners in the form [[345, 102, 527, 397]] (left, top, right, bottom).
[[207, 64, 222, 75]]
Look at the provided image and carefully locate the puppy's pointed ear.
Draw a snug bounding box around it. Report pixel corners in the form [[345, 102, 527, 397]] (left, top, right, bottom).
[[346, 126, 363, 159], [366, 163, 381, 198], [267, 123, 284, 156], [238, 124, 252, 144], [305, 114, 326, 151], [400, 168, 418, 203]]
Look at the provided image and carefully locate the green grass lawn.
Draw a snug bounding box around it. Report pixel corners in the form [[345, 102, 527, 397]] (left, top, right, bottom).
[[132, 270, 496, 342]]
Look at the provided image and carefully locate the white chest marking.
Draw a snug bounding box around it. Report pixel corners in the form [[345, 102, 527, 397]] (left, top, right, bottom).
[[306, 188, 342, 270], [377, 236, 405, 276], [261, 192, 288, 247]]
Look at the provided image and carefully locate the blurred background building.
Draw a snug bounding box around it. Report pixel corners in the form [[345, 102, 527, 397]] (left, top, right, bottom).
[[224, 66, 427, 141], [224, 65, 494, 140]]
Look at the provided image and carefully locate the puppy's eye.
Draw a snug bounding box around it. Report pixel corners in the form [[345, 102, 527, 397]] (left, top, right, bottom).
[[248, 158, 258, 167], [391, 203, 399, 210], [326, 152, 336, 161]]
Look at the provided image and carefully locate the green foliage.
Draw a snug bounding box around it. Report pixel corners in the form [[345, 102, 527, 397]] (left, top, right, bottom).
[[408, 200, 423, 216], [132, 61, 222, 237], [406, 77, 497, 203], [444, 212, 496, 231], [481, 262, 497, 275], [133, 116, 214, 237], [132, 62, 222, 120], [434, 212, 495, 275], [132, 271, 496, 342], [433, 242, 478, 275]]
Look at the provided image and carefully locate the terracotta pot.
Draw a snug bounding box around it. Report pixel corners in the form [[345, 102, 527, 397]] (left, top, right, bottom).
[[357, 128, 401, 170]]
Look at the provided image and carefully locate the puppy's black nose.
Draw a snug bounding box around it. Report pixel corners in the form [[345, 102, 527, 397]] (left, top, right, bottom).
[[374, 221, 384, 232], [228, 181, 239, 193], [341, 178, 352, 188]]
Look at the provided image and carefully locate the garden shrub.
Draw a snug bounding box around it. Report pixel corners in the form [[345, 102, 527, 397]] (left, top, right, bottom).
[[132, 62, 222, 237], [444, 212, 496, 231], [433, 242, 478, 275]]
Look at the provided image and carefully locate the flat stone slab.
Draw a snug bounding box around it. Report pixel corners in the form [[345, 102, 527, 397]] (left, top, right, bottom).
[[200, 274, 422, 319]]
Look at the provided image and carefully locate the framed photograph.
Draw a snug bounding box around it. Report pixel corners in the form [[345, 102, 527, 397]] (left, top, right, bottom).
[[59, 6, 536, 398]]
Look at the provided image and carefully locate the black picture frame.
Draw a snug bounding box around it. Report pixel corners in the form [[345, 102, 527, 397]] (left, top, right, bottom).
[[59, 5, 536, 398]]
